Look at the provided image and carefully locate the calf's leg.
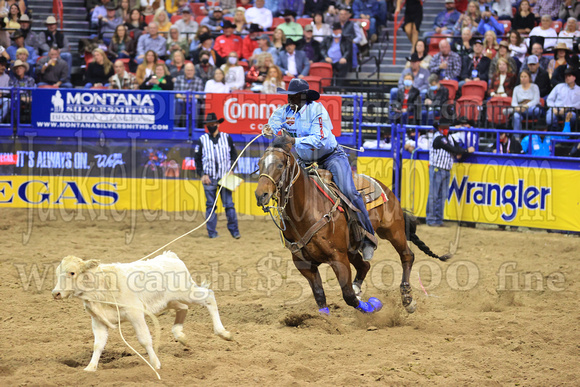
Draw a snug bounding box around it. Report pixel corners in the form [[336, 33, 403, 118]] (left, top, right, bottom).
[[168, 301, 189, 345], [188, 287, 232, 341], [85, 317, 109, 372], [128, 312, 161, 369]]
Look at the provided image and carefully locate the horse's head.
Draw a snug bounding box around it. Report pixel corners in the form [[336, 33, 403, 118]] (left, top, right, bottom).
[[255, 136, 294, 207]]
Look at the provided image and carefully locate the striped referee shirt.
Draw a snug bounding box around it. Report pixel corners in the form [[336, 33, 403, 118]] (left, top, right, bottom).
[[194, 132, 238, 180], [429, 131, 468, 170]]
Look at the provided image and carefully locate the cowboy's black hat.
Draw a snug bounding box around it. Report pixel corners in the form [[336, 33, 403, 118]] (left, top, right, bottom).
[[282, 9, 297, 18], [277, 78, 320, 101], [284, 37, 296, 47], [221, 19, 234, 29], [248, 23, 262, 33], [204, 112, 224, 124]]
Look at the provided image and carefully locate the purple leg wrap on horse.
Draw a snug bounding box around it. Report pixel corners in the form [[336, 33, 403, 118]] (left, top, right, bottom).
[[368, 297, 383, 312], [318, 307, 330, 315], [356, 300, 375, 313]]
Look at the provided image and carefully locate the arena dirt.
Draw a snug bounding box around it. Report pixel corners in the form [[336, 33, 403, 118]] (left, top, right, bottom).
[[0, 208, 578, 386]]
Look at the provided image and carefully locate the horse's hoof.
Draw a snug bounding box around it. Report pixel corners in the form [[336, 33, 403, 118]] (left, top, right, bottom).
[[356, 300, 375, 313], [368, 297, 383, 312], [405, 299, 417, 314], [318, 307, 330, 315]]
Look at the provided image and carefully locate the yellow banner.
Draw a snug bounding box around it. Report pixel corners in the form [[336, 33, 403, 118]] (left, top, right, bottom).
[[0, 176, 266, 216], [401, 160, 580, 232], [356, 156, 394, 190]]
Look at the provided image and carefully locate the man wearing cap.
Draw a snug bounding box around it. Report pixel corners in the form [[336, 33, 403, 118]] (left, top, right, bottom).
[[245, 0, 273, 30], [519, 54, 552, 98], [488, 40, 517, 78], [296, 24, 322, 63], [36, 46, 73, 88], [90, 0, 113, 29], [522, 43, 551, 73], [427, 118, 474, 227], [423, 0, 461, 43], [241, 24, 262, 61], [338, 6, 365, 46], [213, 20, 242, 59], [136, 22, 167, 64], [263, 78, 379, 261], [546, 67, 580, 130], [460, 37, 491, 85], [279, 38, 310, 78], [0, 57, 11, 122], [17, 14, 38, 51], [38, 16, 72, 73], [173, 8, 199, 42], [201, 6, 225, 32], [99, 3, 123, 43], [251, 34, 279, 65], [194, 113, 241, 240], [277, 10, 304, 42], [7, 30, 37, 67], [321, 23, 353, 80]]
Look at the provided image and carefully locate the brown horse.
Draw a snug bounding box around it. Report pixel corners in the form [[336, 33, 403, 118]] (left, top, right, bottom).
[[255, 137, 451, 314]]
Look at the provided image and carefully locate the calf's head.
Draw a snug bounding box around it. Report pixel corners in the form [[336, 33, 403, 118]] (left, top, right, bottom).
[[52, 256, 100, 300]]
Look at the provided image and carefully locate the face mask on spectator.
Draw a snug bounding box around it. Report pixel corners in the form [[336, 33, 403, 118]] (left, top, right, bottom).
[[332, 33, 341, 39], [201, 58, 209, 64], [284, 17, 292, 23], [228, 57, 237, 65], [430, 85, 439, 90], [207, 125, 218, 134], [403, 79, 413, 87]]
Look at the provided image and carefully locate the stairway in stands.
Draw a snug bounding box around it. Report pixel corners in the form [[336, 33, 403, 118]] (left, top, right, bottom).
[[28, 0, 90, 79], [360, 0, 443, 82]]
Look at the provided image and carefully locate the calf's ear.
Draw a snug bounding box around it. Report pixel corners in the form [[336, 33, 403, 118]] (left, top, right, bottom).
[[81, 259, 100, 272]]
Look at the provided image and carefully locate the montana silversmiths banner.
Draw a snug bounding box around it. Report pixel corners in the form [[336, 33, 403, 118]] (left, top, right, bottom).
[[31, 89, 175, 131]]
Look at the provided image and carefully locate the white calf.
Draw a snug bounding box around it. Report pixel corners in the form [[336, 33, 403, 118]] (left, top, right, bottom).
[[52, 251, 232, 372]]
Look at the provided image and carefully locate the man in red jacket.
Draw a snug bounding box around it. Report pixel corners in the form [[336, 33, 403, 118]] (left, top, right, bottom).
[[241, 24, 261, 61], [213, 19, 242, 58]]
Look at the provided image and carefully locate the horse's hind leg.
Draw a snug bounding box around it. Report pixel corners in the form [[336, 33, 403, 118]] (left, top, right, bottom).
[[293, 255, 328, 312]]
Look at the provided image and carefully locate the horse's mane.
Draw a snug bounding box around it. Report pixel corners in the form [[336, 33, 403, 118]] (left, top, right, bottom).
[[271, 135, 293, 149]]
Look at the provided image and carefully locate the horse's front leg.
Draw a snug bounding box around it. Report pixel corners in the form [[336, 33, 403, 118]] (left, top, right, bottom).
[[292, 255, 329, 314], [331, 254, 383, 313]]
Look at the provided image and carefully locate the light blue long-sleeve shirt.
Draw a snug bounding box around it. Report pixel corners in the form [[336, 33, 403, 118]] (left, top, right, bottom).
[[547, 83, 580, 108], [268, 102, 337, 162], [477, 17, 505, 36]]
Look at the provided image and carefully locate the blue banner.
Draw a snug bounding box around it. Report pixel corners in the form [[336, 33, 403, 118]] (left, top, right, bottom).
[[31, 89, 175, 132]]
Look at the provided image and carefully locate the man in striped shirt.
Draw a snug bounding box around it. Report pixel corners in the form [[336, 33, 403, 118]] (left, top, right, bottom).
[[427, 119, 474, 227], [194, 113, 241, 239]]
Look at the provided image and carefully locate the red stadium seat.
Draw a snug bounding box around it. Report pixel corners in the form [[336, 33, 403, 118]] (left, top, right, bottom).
[[552, 21, 563, 33], [512, 6, 516, 16], [486, 96, 513, 126], [120, 58, 131, 72], [501, 20, 511, 33], [308, 62, 333, 87], [297, 18, 313, 28], [239, 61, 249, 72], [190, 3, 206, 16], [272, 17, 285, 29], [352, 18, 371, 33], [38, 85, 58, 88], [283, 75, 294, 87], [440, 79, 458, 101], [224, 16, 234, 22], [461, 80, 487, 100], [195, 15, 205, 25], [91, 86, 108, 90], [84, 52, 93, 67], [145, 14, 154, 24], [170, 14, 183, 24], [457, 96, 482, 122], [302, 75, 322, 93]]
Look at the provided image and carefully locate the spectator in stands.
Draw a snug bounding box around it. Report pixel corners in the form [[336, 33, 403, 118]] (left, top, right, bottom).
[[337, 6, 366, 47], [166, 26, 189, 60], [428, 39, 463, 80], [0, 56, 9, 122], [548, 42, 571, 79], [7, 30, 36, 67], [522, 43, 551, 71], [396, 0, 423, 49], [520, 119, 555, 156], [520, 54, 552, 97], [252, 35, 279, 66], [533, 0, 561, 20], [233, 7, 249, 35], [546, 67, 580, 130], [483, 30, 498, 58], [174, 62, 204, 92], [219, 0, 238, 16], [99, 3, 123, 44], [324, 4, 339, 25], [195, 50, 216, 84], [394, 53, 430, 100], [221, 51, 245, 90], [312, 11, 332, 43], [38, 16, 72, 75], [242, 24, 262, 61], [246, 0, 273, 30], [265, 0, 280, 17], [423, 0, 461, 42], [173, 8, 198, 42], [405, 40, 431, 69], [320, 23, 353, 80], [296, 25, 323, 63], [239, 0, 253, 10], [452, 4, 480, 37], [423, 74, 449, 125], [4, 3, 20, 30], [214, 20, 243, 59], [190, 33, 222, 67], [557, 17, 580, 49], [167, 50, 187, 79], [136, 22, 166, 64], [140, 63, 174, 90], [15, 47, 32, 77], [279, 37, 311, 79], [460, 37, 491, 84], [489, 41, 517, 77], [125, 8, 147, 40], [136, 49, 158, 84], [277, 10, 304, 42], [108, 25, 136, 60], [165, 0, 182, 15], [559, 0, 580, 20], [85, 48, 114, 88], [18, 14, 37, 52], [305, 0, 330, 18], [91, 0, 113, 29], [489, 132, 523, 153], [512, 70, 541, 131], [204, 68, 230, 93], [201, 6, 225, 32], [141, 0, 163, 16], [261, 65, 285, 93], [9, 59, 34, 89], [508, 31, 527, 65], [488, 57, 516, 97], [109, 59, 138, 89], [513, 0, 536, 35], [529, 14, 558, 50], [190, 25, 211, 52], [117, 0, 131, 21], [36, 46, 72, 88], [353, 0, 380, 42], [452, 27, 473, 59], [247, 52, 276, 89], [279, 1, 305, 18], [492, 0, 512, 20], [391, 73, 421, 124], [272, 28, 287, 55], [154, 9, 172, 35], [477, 7, 505, 36]]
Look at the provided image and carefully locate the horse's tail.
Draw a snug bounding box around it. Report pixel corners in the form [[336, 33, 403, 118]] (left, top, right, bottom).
[[404, 211, 452, 262]]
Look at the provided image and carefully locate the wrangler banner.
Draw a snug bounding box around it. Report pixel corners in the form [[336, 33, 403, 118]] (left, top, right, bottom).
[[400, 159, 580, 232], [204, 93, 343, 136]]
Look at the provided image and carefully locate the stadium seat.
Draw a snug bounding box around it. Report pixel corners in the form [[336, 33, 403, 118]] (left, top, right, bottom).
[[283, 75, 294, 87], [38, 85, 58, 88], [195, 15, 205, 24], [170, 15, 183, 24], [501, 20, 511, 33], [308, 63, 333, 87], [461, 80, 487, 100], [352, 18, 371, 33], [271, 17, 285, 29], [84, 52, 93, 67], [302, 75, 322, 93], [486, 96, 513, 127], [239, 61, 249, 72], [120, 58, 131, 72], [457, 96, 482, 122], [552, 21, 563, 33], [190, 2, 205, 16], [297, 18, 313, 28], [91, 86, 108, 90], [440, 79, 458, 101], [145, 14, 154, 24]]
